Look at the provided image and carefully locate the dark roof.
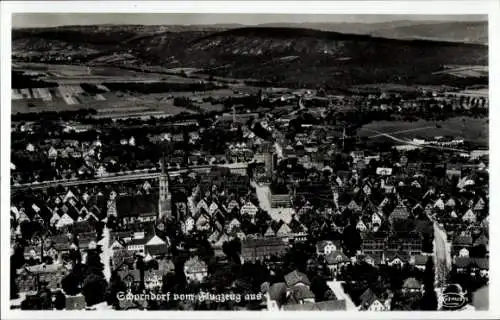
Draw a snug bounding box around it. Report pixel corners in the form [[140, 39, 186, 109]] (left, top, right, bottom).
[[402, 277, 421, 290], [414, 220, 433, 235], [414, 255, 429, 266], [455, 257, 488, 270], [268, 282, 287, 301], [282, 302, 316, 311], [73, 220, 95, 233], [127, 237, 150, 246], [290, 285, 315, 301], [315, 299, 347, 310], [359, 288, 378, 310], [284, 270, 310, 287], [389, 204, 409, 222], [242, 237, 286, 248], [282, 300, 347, 310], [116, 194, 157, 218], [146, 244, 169, 256], [453, 235, 473, 246], [325, 251, 349, 265], [65, 294, 86, 310]]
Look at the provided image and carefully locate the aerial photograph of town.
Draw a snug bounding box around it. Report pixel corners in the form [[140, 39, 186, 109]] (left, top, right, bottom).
[[7, 11, 489, 312]]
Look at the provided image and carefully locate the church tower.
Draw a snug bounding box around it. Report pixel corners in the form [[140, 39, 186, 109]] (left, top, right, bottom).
[[158, 157, 172, 221]]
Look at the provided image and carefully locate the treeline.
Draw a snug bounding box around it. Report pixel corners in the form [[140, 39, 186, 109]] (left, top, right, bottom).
[[12, 108, 97, 122], [12, 71, 58, 89], [102, 81, 226, 94], [13, 29, 136, 46], [80, 83, 108, 94]]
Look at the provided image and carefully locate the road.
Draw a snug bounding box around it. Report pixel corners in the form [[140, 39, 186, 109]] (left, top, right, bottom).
[[99, 226, 111, 282], [363, 128, 468, 153], [367, 126, 435, 138], [12, 163, 248, 191], [327, 281, 357, 311], [251, 181, 272, 212]]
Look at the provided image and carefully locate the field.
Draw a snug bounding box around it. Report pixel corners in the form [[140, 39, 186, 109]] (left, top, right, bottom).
[[358, 117, 489, 146]]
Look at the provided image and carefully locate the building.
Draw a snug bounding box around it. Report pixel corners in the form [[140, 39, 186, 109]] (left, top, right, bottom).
[[158, 158, 172, 220], [184, 256, 208, 282], [358, 288, 387, 311], [269, 192, 292, 208], [241, 237, 288, 262]]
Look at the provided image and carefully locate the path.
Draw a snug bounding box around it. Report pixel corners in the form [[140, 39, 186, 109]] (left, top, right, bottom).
[[327, 281, 357, 311], [363, 128, 467, 153], [251, 180, 272, 212], [368, 126, 435, 138], [99, 226, 111, 282]]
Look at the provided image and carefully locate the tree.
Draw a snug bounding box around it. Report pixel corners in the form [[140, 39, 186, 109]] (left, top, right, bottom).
[[82, 273, 108, 307], [222, 238, 242, 265], [342, 224, 361, 257], [85, 248, 104, 278], [107, 271, 127, 309], [421, 256, 438, 310], [62, 270, 81, 296], [136, 255, 146, 292], [53, 290, 66, 310], [38, 286, 53, 310], [21, 295, 42, 310]]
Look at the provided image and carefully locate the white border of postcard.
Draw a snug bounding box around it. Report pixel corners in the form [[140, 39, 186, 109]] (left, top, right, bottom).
[[1, 1, 499, 319]]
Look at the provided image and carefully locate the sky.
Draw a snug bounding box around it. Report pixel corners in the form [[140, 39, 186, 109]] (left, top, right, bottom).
[[12, 13, 487, 29]]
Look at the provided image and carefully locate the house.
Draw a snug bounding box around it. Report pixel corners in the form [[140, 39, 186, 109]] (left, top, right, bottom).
[[240, 201, 259, 216], [434, 198, 445, 211], [226, 218, 242, 233], [371, 212, 382, 226], [16, 264, 68, 293], [316, 240, 340, 255], [402, 277, 422, 294], [350, 151, 365, 163], [462, 209, 477, 223], [145, 237, 170, 258], [265, 282, 287, 310], [276, 223, 292, 238], [184, 256, 208, 282], [358, 288, 386, 311], [284, 270, 310, 287], [455, 257, 489, 276], [127, 234, 167, 256], [286, 285, 316, 305], [386, 253, 407, 268], [410, 255, 428, 270], [389, 204, 410, 224], [264, 226, 276, 237], [347, 200, 362, 212], [356, 220, 368, 232], [452, 235, 473, 256], [55, 213, 75, 229], [325, 251, 350, 276], [144, 270, 163, 290], [241, 237, 287, 262], [226, 199, 240, 213]]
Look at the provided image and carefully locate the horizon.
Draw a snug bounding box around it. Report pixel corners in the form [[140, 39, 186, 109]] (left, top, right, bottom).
[[12, 13, 487, 29]]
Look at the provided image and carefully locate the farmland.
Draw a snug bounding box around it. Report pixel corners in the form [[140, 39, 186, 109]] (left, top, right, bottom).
[[358, 116, 488, 146]]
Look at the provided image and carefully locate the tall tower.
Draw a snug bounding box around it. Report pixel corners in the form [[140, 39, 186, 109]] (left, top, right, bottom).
[[158, 157, 172, 221]]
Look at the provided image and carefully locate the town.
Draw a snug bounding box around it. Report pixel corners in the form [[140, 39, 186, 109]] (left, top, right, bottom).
[[9, 16, 489, 312]]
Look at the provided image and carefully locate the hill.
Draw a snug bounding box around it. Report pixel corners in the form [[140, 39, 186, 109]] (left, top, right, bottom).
[[371, 21, 487, 44], [151, 27, 488, 87], [12, 25, 488, 88], [256, 21, 487, 44]]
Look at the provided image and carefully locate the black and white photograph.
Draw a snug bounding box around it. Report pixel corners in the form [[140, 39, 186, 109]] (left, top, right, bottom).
[[1, 1, 498, 318]]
